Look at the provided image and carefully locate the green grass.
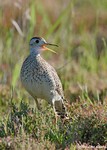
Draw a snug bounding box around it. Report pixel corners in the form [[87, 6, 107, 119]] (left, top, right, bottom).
[[0, 0, 107, 149]]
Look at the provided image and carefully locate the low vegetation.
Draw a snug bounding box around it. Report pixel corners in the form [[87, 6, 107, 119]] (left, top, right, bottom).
[[0, 0, 107, 149]]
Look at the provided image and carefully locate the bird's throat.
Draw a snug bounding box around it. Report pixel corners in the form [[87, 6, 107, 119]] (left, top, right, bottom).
[[30, 47, 42, 56]]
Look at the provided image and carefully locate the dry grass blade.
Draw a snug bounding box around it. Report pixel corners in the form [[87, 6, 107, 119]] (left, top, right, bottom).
[[11, 20, 24, 37]]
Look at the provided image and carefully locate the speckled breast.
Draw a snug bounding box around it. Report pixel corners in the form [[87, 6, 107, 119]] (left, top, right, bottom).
[[20, 55, 57, 101]]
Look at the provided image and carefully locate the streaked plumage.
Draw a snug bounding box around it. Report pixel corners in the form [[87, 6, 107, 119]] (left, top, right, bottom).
[[20, 37, 68, 120]]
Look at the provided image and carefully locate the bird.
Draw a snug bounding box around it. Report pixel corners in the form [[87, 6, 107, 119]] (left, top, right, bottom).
[[20, 37, 68, 121]]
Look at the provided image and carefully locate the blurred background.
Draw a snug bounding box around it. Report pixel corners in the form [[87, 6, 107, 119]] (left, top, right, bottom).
[[1, 0, 107, 111]]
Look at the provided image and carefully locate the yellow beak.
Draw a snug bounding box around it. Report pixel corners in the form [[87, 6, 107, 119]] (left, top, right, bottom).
[[42, 43, 58, 54]]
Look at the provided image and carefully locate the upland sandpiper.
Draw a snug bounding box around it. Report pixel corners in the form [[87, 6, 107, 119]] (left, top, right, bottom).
[[20, 37, 68, 120]]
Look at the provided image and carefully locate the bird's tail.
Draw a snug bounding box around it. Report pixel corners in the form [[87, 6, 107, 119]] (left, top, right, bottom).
[[54, 99, 69, 120]]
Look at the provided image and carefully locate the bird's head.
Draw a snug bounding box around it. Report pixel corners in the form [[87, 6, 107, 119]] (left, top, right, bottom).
[[29, 37, 58, 55]]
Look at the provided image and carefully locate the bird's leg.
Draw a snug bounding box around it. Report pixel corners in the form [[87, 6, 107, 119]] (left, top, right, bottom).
[[34, 97, 41, 110], [52, 100, 60, 128]]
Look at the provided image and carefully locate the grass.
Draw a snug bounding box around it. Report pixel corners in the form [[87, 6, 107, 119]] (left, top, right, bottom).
[[0, 0, 107, 149]]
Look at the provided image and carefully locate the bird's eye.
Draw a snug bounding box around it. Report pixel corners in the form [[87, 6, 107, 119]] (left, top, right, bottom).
[[35, 40, 39, 43]]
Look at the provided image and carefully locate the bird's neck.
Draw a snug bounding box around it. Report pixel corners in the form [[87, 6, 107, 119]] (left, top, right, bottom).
[[30, 46, 41, 57]]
